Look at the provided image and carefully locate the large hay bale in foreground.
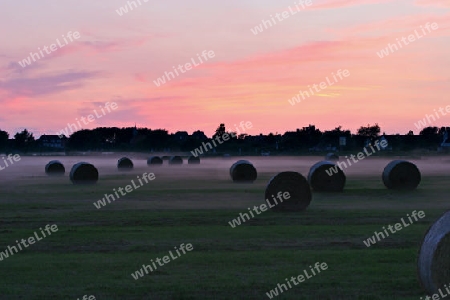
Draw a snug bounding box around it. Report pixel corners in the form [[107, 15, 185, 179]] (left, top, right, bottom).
[[230, 160, 257, 182], [45, 160, 65, 176], [117, 157, 133, 170], [382, 160, 421, 190], [308, 161, 346, 192], [169, 156, 183, 165], [418, 210, 450, 295], [265, 171, 312, 211], [188, 156, 200, 164], [147, 156, 163, 165], [325, 153, 339, 161], [70, 162, 98, 184]]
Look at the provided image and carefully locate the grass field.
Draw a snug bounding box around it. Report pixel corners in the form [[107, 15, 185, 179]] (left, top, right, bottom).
[[0, 155, 449, 299]]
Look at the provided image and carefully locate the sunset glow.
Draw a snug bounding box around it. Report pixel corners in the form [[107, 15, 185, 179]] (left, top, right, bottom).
[[1, 0, 449, 137]]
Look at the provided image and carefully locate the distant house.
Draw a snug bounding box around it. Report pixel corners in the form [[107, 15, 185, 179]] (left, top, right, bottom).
[[39, 135, 66, 149]]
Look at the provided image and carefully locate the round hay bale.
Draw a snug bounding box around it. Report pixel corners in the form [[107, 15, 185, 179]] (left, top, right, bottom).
[[418, 210, 450, 295], [265, 171, 312, 211], [325, 153, 339, 161], [188, 156, 200, 164], [230, 160, 257, 182], [308, 161, 346, 192], [45, 160, 65, 176], [169, 156, 183, 165], [147, 156, 163, 165], [70, 162, 98, 184], [229, 160, 250, 177], [382, 160, 421, 190], [117, 157, 133, 170]]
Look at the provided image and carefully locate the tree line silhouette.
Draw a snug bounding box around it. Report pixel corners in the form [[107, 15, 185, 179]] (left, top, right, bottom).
[[0, 124, 448, 154]]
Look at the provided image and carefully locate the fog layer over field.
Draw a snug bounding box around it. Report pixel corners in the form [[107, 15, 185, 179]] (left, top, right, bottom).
[[0, 155, 448, 210]]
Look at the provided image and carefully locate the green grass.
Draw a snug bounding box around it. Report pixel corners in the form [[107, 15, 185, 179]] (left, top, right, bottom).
[[0, 159, 448, 299]]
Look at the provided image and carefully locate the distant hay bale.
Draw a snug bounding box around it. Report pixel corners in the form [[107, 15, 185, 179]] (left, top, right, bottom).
[[45, 160, 65, 176], [418, 210, 450, 295], [70, 162, 98, 184], [308, 161, 346, 192], [229, 160, 250, 176], [169, 156, 183, 165], [265, 171, 312, 211], [117, 157, 133, 170], [188, 156, 200, 164], [229, 160, 257, 182], [325, 153, 339, 161], [147, 156, 163, 165], [382, 160, 421, 190], [229, 160, 251, 177]]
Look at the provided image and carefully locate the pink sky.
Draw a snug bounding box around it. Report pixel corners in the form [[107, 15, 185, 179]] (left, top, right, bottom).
[[1, 0, 449, 137]]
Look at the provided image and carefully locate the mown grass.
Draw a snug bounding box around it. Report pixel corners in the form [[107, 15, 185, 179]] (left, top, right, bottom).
[[0, 160, 448, 299]]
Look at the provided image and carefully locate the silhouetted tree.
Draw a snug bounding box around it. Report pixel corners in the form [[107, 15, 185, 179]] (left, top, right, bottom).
[[213, 124, 226, 139], [115, 127, 136, 148], [297, 125, 322, 149], [419, 126, 440, 148], [357, 124, 380, 139], [192, 130, 207, 141], [147, 129, 170, 150], [237, 133, 248, 140], [0, 129, 8, 151], [420, 126, 438, 136], [322, 126, 351, 146], [14, 129, 35, 152], [438, 127, 449, 136]]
